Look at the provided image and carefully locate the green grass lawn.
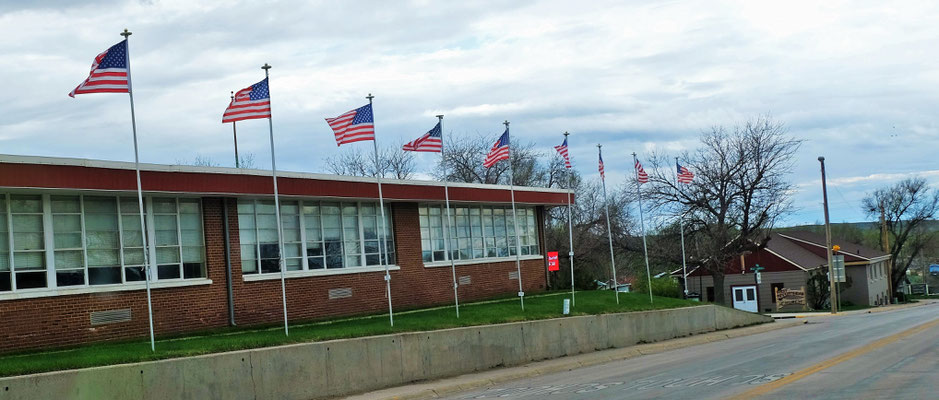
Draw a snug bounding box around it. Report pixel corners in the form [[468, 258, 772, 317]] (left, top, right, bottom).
[[0, 290, 695, 377]]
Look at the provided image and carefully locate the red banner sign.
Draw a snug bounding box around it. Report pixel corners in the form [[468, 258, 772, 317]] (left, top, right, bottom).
[[547, 251, 559, 271]]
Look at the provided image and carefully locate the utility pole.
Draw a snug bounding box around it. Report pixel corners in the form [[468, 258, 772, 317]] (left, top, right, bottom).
[[879, 205, 894, 302], [819, 156, 837, 314]]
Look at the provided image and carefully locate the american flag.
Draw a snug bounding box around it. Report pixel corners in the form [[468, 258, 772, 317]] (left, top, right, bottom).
[[326, 104, 375, 146], [677, 162, 694, 184], [483, 128, 510, 168], [402, 122, 442, 152], [69, 40, 129, 97], [598, 151, 605, 180], [222, 78, 271, 123], [554, 137, 571, 169], [635, 159, 649, 184]]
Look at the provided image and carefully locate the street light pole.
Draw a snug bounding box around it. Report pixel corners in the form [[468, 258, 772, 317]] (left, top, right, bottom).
[[819, 156, 837, 314]]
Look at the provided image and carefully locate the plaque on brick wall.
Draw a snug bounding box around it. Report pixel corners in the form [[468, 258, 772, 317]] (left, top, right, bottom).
[[458, 276, 471, 285], [328, 288, 353, 299], [508, 271, 520, 280]]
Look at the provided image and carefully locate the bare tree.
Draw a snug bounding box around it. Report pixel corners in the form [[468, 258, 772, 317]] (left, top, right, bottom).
[[323, 145, 415, 180], [643, 116, 802, 305], [862, 177, 939, 297], [176, 152, 257, 169], [435, 133, 546, 186]]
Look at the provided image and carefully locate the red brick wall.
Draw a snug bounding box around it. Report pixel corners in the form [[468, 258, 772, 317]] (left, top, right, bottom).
[[0, 197, 547, 353], [0, 198, 232, 353]]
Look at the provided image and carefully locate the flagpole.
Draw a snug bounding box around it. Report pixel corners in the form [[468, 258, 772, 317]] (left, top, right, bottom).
[[439, 115, 460, 317], [675, 157, 689, 297], [120, 29, 156, 352], [231, 91, 240, 168], [262, 63, 289, 336], [633, 152, 653, 304], [505, 120, 525, 310], [563, 132, 575, 306], [369, 94, 395, 327], [598, 144, 619, 304]]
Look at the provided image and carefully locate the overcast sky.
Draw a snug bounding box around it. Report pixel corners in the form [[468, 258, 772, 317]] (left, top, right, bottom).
[[2, 0, 938, 226]]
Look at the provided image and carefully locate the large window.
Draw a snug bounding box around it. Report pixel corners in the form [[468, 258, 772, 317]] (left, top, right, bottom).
[[238, 199, 394, 275], [419, 204, 539, 263], [0, 193, 206, 294]]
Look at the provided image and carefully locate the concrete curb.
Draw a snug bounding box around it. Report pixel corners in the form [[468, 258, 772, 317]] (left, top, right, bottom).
[[346, 320, 804, 400]]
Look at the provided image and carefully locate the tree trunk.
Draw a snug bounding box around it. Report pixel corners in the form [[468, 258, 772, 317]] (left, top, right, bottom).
[[712, 271, 726, 305]]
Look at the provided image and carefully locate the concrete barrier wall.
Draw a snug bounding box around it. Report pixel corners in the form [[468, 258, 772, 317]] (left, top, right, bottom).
[[0, 305, 771, 400]]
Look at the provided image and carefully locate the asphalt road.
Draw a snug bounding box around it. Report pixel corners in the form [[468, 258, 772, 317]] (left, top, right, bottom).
[[443, 303, 939, 400]]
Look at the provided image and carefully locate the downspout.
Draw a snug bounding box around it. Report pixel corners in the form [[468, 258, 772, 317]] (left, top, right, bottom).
[[222, 198, 236, 326]]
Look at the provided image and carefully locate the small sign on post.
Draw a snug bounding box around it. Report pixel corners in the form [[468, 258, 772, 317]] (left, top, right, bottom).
[[832, 255, 846, 283], [563, 298, 571, 315], [547, 251, 559, 272]]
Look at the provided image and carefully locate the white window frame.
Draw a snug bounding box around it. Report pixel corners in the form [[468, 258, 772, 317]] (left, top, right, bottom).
[[419, 204, 540, 266], [0, 192, 208, 298], [238, 198, 396, 278]]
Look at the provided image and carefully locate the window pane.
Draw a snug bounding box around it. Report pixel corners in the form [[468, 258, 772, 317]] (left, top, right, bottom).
[[125, 266, 146, 282], [308, 256, 324, 269], [10, 195, 41, 213], [179, 199, 200, 214], [87, 249, 119, 266], [54, 250, 83, 270], [182, 246, 204, 263], [158, 264, 181, 279], [0, 272, 9, 291], [124, 248, 145, 265], [152, 198, 177, 214], [51, 196, 81, 213], [13, 252, 44, 270], [88, 267, 121, 285], [56, 270, 84, 287], [156, 247, 180, 263], [15, 271, 46, 289]]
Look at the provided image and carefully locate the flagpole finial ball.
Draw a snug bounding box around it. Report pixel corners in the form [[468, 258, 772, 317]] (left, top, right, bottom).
[[564, 131, 569, 137], [597, 144, 602, 148], [120, 29, 132, 37], [818, 156, 825, 162], [503, 120, 509, 126], [366, 93, 374, 101], [436, 114, 443, 119], [261, 63, 271, 70]]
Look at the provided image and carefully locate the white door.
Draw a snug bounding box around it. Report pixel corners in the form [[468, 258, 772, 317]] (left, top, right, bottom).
[[732, 286, 758, 313]]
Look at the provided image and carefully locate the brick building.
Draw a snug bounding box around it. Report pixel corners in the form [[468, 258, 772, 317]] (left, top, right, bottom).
[[0, 154, 569, 353]]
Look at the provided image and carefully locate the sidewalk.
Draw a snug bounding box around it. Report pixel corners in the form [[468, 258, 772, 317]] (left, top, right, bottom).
[[344, 320, 804, 400], [768, 299, 937, 319]]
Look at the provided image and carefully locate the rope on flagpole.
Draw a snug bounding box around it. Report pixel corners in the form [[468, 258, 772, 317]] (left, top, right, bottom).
[[439, 115, 460, 318], [506, 120, 525, 311], [598, 144, 619, 304], [263, 63, 290, 336], [633, 152, 654, 305], [121, 28, 156, 352], [370, 94, 395, 327]]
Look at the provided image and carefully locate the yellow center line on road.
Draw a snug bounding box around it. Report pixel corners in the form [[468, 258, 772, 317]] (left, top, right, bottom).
[[730, 317, 939, 399]]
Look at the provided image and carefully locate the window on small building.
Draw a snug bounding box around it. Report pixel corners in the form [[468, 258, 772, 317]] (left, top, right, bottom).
[[418, 204, 540, 263], [771, 283, 785, 303], [0, 193, 205, 295], [239, 199, 394, 275]]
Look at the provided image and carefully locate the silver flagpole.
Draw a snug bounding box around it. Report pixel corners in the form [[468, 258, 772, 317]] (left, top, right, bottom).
[[369, 94, 395, 327], [440, 115, 460, 317], [563, 132, 575, 306], [505, 120, 525, 310], [262, 63, 289, 336], [232, 91, 240, 168], [675, 157, 688, 297], [598, 144, 619, 304], [633, 152, 653, 304], [121, 29, 156, 352]]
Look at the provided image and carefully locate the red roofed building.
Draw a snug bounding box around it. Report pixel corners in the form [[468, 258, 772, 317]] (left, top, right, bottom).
[[0, 154, 570, 352], [676, 232, 891, 313]]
